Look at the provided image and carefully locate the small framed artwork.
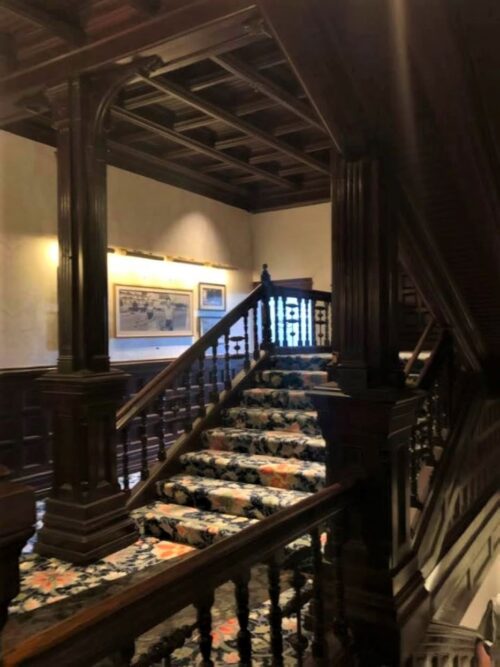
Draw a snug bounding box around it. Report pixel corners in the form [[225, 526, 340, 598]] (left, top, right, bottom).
[[198, 315, 223, 337], [115, 285, 193, 338], [199, 283, 226, 311]]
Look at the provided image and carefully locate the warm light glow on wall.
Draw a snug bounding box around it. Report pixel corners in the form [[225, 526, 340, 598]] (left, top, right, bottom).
[[107, 252, 229, 290], [46, 238, 59, 267]]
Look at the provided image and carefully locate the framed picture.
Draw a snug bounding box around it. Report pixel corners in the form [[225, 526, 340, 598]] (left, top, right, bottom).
[[115, 285, 193, 338], [198, 315, 223, 337], [199, 283, 226, 311]]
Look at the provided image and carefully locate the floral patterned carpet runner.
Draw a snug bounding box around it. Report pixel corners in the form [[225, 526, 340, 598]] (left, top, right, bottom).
[[10, 354, 331, 664]]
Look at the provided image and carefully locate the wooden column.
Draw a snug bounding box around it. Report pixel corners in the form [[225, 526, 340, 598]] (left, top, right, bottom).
[[36, 62, 157, 563], [309, 154, 428, 664], [332, 155, 402, 392]]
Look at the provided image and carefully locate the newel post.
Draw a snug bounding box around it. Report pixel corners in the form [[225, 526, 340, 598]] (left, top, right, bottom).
[[260, 263, 273, 351], [308, 155, 429, 665], [36, 60, 158, 564]]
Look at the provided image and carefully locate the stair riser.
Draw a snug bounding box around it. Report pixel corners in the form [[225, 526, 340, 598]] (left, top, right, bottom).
[[202, 431, 325, 463], [269, 355, 331, 371], [224, 408, 321, 436], [256, 370, 328, 390], [242, 388, 314, 410], [181, 457, 325, 494]]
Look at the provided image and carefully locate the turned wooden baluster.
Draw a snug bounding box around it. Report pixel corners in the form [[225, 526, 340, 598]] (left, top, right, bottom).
[[120, 425, 130, 492], [298, 297, 306, 347], [268, 556, 284, 665], [210, 341, 219, 403], [311, 527, 326, 659], [183, 368, 193, 433], [261, 263, 273, 351], [224, 332, 231, 390], [155, 390, 167, 462], [252, 304, 260, 360], [305, 298, 312, 347], [196, 592, 215, 667], [234, 572, 252, 666], [290, 301, 299, 347], [243, 313, 251, 370], [291, 568, 308, 666], [325, 300, 331, 347], [311, 299, 318, 347], [327, 512, 350, 647], [197, 354, 206, 418], [283, 298, 290, 348], [316, 305, 326, 347], [171, 378, 181, 439], [273, 294, 280, 346], [139, 407, 149, 480]]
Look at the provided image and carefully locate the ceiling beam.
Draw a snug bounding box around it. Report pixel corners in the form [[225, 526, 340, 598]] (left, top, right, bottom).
[[137, 74, 329, 174], [108, 141, 249, 208], [112, 105, 295, 190], [127, 0, 162, 15], [0, 0, 258, 121], [0, 0, 86, 46], [212, 53, 325, 133], [124, 51, 287, 110]]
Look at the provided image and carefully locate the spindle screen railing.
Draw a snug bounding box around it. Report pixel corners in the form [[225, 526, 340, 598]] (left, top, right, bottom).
[[115, 271, 332, 505], [408, 333, 454, 510], [269, 285, 332, 351], [2, 477, 359, 667]]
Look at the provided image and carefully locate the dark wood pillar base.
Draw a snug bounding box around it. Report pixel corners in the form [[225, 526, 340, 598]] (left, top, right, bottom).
[[0, 467, 35, 634], [308, 382, 429, 664], [36, 370, 138, 564]]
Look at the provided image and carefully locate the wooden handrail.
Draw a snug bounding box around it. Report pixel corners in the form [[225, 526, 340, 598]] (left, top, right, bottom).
[[415, 328, 452, 390], [3, 471, 361, 667], [271, 284, 331, 301], [116, 283, 264, 431], [403, 316, 436, 378]]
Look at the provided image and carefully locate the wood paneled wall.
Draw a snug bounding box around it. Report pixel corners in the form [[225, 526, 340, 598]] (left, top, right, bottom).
[[0, 360, 173, 497]]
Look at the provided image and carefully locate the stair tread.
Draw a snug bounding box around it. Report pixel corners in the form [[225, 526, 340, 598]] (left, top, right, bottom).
[[205, 426, 324, 444], [134, 501, 257, 548], [181, 449, 325, 492], [159, 473, 309, 519], [242, 387, 312, 410], [11, 537, 196, 615]]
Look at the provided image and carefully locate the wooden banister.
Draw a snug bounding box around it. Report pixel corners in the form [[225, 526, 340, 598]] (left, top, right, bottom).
[[2, 471, 361, 667], [403, 315, 436, 378], [114, 266, 334, 503], [116, 284, 264, 431]]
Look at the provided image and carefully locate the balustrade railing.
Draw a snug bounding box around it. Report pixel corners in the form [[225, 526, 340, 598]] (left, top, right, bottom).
[[2, 474, 359, 667], [408, 332, 454, 510], [115, 266, 333, 505]]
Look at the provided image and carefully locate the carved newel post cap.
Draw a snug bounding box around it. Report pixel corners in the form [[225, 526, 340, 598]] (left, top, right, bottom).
[[261, 263, 271, 283]]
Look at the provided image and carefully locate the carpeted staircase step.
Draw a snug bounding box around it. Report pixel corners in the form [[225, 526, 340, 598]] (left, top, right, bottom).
[[202, 427, 326, 462], [180, 449, 325, 493], [224, 406, 320, 435], [256, 369, 328, 389], [270, 354, 332, 371], [242, 387, 314, 410], [158, 474, 310, 519], [134, 502, 257, 549]]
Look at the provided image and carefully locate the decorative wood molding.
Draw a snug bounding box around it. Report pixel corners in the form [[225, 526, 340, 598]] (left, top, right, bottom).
[[0, 0, 86, 47]]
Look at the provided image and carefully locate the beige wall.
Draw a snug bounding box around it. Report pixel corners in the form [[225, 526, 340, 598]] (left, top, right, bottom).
[[0, 132, 59, 368], [0, 132, 254, 367], [251, 203, 332, 291], [0, 131, 332, 368], [107, 167, 254, 360]]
